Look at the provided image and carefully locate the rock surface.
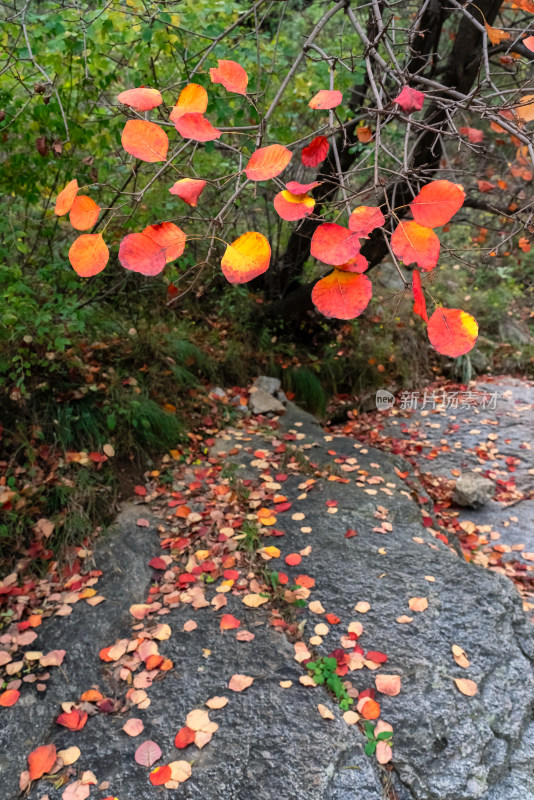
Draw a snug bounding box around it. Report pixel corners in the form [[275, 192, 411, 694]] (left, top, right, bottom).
[[2, 382, 533, 800], [453, 471, 494, 507], [249, 388, 285, 415]]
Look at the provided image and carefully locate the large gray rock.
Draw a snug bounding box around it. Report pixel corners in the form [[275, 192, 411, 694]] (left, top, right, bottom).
[[453, 471, 494, 507], [253, 375, 281, 395], [249, 388, 285, 415], [4, 398, 533, 800]]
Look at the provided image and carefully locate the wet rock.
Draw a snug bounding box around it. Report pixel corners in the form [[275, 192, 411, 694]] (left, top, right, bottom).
[[453, 471, 494, 507]]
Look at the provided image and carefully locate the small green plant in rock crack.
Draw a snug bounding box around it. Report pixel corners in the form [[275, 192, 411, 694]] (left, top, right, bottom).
[[265, 570, 307, 609], [306, 657, 355, 711], [235, 520, 261, 553], [362, 720, 394, 756]]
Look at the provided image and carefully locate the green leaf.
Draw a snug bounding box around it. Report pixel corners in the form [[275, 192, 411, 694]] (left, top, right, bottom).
[[376, 731, 393, 741], [364, 740, 377, 756]]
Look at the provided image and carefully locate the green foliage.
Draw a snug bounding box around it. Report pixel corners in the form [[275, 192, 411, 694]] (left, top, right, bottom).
[[306, 657, 354, 711], [362, 720, 393, 756]]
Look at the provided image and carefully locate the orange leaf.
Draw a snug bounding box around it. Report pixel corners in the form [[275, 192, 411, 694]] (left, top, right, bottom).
[[28, 744, 57, 780], [409, 180, 465, 228], [121, 120, 169, 162], [228, 673, 253, 692], [312, 270, 372, 320], [117, 87, 162, 111], [310, 223, 361, 265], [286, 180, 320, 193], [317, 703, 335, 719], [169, 84, 208, 121], [143, 222, 186, 263], [285, 553, 301, 566], [150, 764, 172, 786], [174, 113, 221, 142], [412, 269, 428, 322], [375, 674, 401, 696], [454, 677, 478, 696], [220, 614, 241, 631], [69, 196, 101, 231], [524, 36, 534, 53], [348, 206, 385, 237], [210, 59, 249, 95], [360, 699, 380, 719], [391, 220, 440, 270], [336, 254, 369, 273], [274, 190, 315, 221], [55, 179, 78, 216], [459, 126, 484, 144], [408, 596, 428, 612], [427, 308, 478, 357], [485, 22, 511, 46], [169, 178, 206, 207], [220, 231, 270, 284], [69, 234, 109, 277], [245, 144, 292, 181], [301, 136, 329, 167], [515, 94, 534, 123], [357, 125, 373, 143], [119, 232, 166, 276], [309, 90, 342, 110], [0, 688, 20, 706]]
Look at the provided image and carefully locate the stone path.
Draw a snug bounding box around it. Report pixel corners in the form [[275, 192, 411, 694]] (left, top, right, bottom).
[[1, 378, 533, 800]]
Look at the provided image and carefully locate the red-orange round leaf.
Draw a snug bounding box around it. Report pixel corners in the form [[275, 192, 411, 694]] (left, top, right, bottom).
[[55, 179, 78, 216], [69, 196, 101, 231], [245, 145, 292, 181], [210, 60, 248, 95], [28, 744, 57, 780], [69, 234, 109, 277], [0, 689, 20, 707], [121, 120, 169, 163], [309, 90, 342, 110], [348, 206, 385, 237], [312, 271, 372, 320], [143, 222, 186, 263], [150, 764, 172, 785], [274, 190, 315, 221], [174, 726, 196, 749], [427, 308, 479, 357], [409, 180, 465, 228], [391, 221, 440, 270], [170, 84, 208, 122], [119, 233, 166, 276], [169, 178, 206, 207], [174, 113, 221, 142], [310, 223, 360, 266], [117, 87, 162, 111]]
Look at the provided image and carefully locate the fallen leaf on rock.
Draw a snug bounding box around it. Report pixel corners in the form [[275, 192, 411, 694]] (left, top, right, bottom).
[[315, 623, 329, 636], [205, 696, 228, 709], [294, 641, 312, 662], [57, 708, 88, 731], [168, 760, 192, 783], [242, 593, 268, 607], [62, 780, 90, 800], [375, 674, 401, 696], [359, 699, 380, 719], [279, 680, 293, 688], [57, 746, 81, 766], [40, 649, 66, 667], [0, 689, 20, 706], [236, 630, 255, 642], [186, 708, 211, 732], [318, 703, 335, 720], [342, 710, 360, 724], [408, 597, 428, 612], [452, 644, 470, 668], [454, 677, 478, 696], [285, 553, 301, 566], [174, 726, 195, 749], [354, 601, 370, 613], [122, 718, 144, 737], [220, 614, 240, 631], [150, 764, 172, 785], [396, 615, 413, 623], [376, 740, 393, 764], [135, 740, 162, 767], [309, 600, 325, 614], [183, 620, 198, 632], [28, 744, 57, 780], [229, 674, 253, 692], [195, 730, 213, 749]]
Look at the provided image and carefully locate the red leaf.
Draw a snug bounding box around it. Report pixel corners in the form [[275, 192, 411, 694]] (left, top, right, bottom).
[[69, 196, 101, 231], [301, 136, 329, 167], [0, 688, 20, 706], [310, 223, 361, 266], [391, 221, 440, 270], [119, 233, 166, 276], [143, 222, 186, 263], [174, 113, 221, 142], [366, 650, 388, 663], [221, 231, 270, 284], [412, 269, 428, 322], [393, 86, 425, 113], [169, 178, 206, 207], [312, 270, 372, 320], [174, 726, 196, 749], [220, 614, 241, 630], [286, 180, 320, 194], [274, 190, 314, 221], [150, 764, 172, 785], [57, 708, 88, 731], [427, 308, 479, 357], [348, 206, 385, 237], [285, 553, 301, 566], [459, 126, 484, 144]]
